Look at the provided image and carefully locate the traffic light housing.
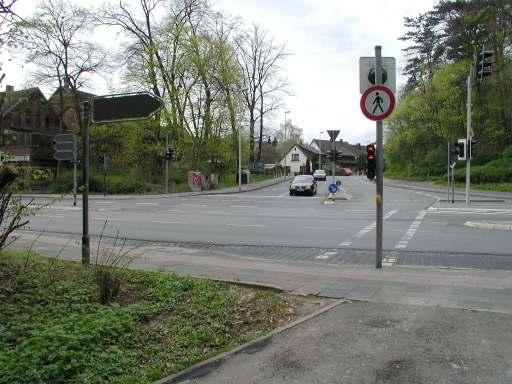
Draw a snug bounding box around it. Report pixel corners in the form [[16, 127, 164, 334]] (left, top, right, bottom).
[[468, 139, 477, 159], [327, 149, 343, 162], [452, 139, 466, 161], [165, 147, 173, 161], [366, 144, 376, 179], [476, 50, 493, 79]]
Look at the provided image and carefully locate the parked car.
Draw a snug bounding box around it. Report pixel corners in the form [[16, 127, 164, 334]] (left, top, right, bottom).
[[313, 169, 327, 181], [289, 175, 317, 196]]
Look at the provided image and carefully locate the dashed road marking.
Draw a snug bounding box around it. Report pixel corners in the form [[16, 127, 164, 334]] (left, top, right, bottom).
[[339, 241, 352, 247], [315, 251, 337, 260], [93, 217, 127, 222], [394, 210, 426, 249], [383, 251, 399, 266], [339, 209, 398, 246], [180, 203, 208, 207], [152, 220, 188, 224], [226, 223, 265, 228], [136, 202, 158, 206]]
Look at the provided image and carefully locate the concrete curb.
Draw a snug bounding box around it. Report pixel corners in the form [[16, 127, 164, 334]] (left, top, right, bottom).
[[464, 221, 512, 231], [152, 298, 346, 384], [17, 177, 290, 201]]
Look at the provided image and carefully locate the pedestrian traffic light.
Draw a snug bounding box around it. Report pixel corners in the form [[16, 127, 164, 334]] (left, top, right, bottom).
[[476, 50, 493, 79], [452, 139, 466, 161], [366, 144, 376, 179]]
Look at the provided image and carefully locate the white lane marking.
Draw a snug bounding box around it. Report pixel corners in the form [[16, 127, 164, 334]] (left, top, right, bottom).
[[230, 205, 257, 208], [226, 223, 265, 228], [340, 241, 352, 246], [152, 220, 188, 224], [167, 209, 186, 213], [384, 209, 398, 219], [304, 226, 346, 231], [98, 208, 117, 212], [180, 203, 208, 207], [279, 191, 290, 197], [93, 217, 126, 222], [383, 251, 399, 266], [315, 251, 337, 260], [48, 206, 81, 211], [339, 210, 398, 245], [394, 210, 426, 250], [95, 201, 114, 204], [428, 207, 512, 214], [136, 202, 158, 206]]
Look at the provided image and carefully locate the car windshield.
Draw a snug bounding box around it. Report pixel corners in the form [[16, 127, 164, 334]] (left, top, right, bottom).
[[293, 176, 312, 183]]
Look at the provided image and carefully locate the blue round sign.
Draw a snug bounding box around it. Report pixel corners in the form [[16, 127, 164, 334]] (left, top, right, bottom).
[[328, 183, 338, 193]]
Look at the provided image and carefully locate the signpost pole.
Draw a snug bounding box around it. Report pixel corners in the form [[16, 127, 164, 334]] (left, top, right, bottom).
[[375, 45, 384, 269], [331, 136, 335, 185], [82, 101, 90, 266], [447, 143, 450, 203], [165, 133, 169, 194]]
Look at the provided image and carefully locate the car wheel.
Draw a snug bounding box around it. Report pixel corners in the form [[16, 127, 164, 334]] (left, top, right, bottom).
[[289, 191, 294, 196]]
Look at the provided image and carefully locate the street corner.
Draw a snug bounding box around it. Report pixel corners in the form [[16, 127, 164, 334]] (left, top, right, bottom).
[[464, 220, 512, 231]]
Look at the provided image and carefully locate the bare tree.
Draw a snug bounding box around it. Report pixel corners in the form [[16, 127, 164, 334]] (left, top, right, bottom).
[[236, 24, 288, 165], [15, 0, 105, 134]]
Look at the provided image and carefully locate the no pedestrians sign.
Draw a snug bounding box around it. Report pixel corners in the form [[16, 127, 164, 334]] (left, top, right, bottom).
[[360, 85, 395, 121]]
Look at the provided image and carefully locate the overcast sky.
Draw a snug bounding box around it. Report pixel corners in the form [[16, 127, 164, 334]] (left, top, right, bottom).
[[4, 0, 436, 145]]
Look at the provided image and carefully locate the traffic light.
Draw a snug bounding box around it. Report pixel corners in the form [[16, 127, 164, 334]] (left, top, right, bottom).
[[327, 149, 343, 162], [165, 147, 173, 161], [476, 50, 493, 79], [366, 144, 376, 179], [452, 139, 466, 161]]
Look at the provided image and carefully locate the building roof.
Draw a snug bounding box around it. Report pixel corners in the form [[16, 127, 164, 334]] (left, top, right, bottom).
[[0, 87, 46, 116], [311, 139, 366, 158], [49, 86, 96, 102]]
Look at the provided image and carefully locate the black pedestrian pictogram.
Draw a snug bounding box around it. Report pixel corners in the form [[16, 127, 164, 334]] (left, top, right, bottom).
[[372, 92, 384, 114]]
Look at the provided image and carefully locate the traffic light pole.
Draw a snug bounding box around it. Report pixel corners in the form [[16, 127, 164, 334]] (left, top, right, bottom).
[[73, 135, 77, 207], [82, 101, 90, 266], [165, 133, 169, 194], [466, 66, 473, 205], [331, 138, 335, 185], [375, 45, 384, 269]]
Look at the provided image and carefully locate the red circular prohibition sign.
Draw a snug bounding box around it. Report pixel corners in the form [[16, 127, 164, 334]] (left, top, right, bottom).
[[360, 85, 395, 121]]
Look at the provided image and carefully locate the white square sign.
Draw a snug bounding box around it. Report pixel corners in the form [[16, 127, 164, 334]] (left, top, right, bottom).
[[359, 57, 396, 94]]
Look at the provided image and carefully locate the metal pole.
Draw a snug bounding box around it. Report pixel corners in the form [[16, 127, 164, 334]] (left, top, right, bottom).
[[103, 153, 107, 197], [375, 45, 384, 269], [319, 131, 322, 170], [466, 70, 472, 205], [73, 134, 77, 207], [447, 142, 450, 202], [238, 125, 242, 192], [451, 163, 455, 203], [331, 137, 335, 185], [165, 132, 169, 194], [284, 111, 288, 178], [81, 101, 90, 266]]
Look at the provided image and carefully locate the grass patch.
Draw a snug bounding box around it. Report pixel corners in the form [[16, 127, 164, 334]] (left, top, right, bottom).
[[217, 173, 274, 189], [0, 250, 293, 384]]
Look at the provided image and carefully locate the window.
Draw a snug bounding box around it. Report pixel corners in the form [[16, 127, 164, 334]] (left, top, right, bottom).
[[291, 153, 299, 161]]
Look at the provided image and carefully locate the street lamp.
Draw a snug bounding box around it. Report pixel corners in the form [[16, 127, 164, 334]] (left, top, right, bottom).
[[284, 110, 290, 177], [319, 130, 324, 170]]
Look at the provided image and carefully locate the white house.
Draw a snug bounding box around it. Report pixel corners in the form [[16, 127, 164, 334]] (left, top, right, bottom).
[[279, 144, 319, 175]]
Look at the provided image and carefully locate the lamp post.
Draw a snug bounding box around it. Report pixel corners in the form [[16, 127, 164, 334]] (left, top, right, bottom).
[[284, 110, 290, 177], [319, 130, 324, 170]]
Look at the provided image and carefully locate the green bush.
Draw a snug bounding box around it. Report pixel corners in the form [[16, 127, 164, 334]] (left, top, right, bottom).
[[454, 159, 512, 183]]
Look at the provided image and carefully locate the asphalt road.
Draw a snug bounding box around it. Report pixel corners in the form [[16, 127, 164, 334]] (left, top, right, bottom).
[[23, 176, 512, 270]]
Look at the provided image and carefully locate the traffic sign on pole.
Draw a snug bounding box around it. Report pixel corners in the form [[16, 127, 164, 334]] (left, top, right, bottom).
[[92, 92, 163, 123], [326, 130, 340, 141], [359, 57, 396, 93], [328, 183, 338, 193], [53, 133, 76, 162], [360, 85, 395, 121]]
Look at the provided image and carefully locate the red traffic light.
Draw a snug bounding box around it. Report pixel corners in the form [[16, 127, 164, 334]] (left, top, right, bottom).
[[368, 154, 375, 161], [366, 144, 376, 154]]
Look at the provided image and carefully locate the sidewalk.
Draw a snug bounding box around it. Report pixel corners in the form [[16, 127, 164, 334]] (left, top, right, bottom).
[[17, 176, 291, 200], [12, 231, 512, 383]]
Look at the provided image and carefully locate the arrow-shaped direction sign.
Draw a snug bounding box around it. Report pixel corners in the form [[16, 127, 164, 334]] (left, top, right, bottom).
[[53, 133, 77, 162], [92, 92, 163, 123]]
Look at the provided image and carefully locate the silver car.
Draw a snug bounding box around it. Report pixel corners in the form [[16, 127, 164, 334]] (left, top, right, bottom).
[[289, 175, 317, 196]]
